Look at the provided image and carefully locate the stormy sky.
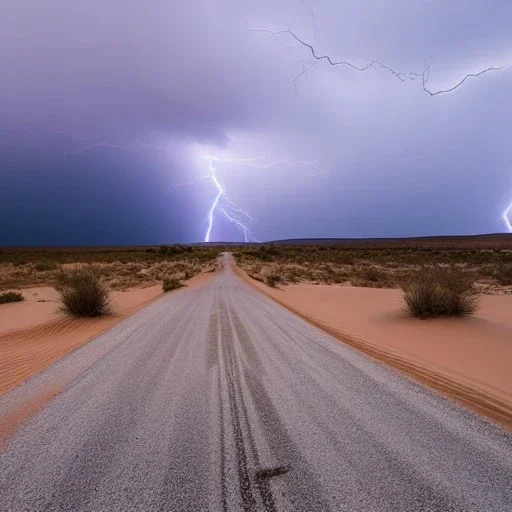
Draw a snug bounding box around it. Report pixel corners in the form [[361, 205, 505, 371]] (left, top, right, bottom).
[[1, 0, 510, 245]]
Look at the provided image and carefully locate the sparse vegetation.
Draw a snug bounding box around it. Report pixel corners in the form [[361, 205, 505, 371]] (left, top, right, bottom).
[[58, 266, 110, 317], [495, 263, 512, 286], [162, 277, 183, 292], [265, 272, 283, 287], [34, 259, 59, 272], [352, 266, 393, 288], [402, 267, 478, 319], [0, 291, 24, 304], [0, 246, 221, 291], [233, 243, 512, 294], [1, 241, 511, 295]]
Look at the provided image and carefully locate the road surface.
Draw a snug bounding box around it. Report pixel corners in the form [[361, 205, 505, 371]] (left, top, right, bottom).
[[1, 255, 511, 511]]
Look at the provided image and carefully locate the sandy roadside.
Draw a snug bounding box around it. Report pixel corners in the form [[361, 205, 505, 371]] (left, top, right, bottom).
[[0, 272, 215, 396], [233, 263, 512, 429]]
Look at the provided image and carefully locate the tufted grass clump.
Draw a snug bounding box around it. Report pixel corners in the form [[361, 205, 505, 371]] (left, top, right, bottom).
[[265, 273, 284, 288], [402, 267, 478, 319], [58, 267, 110, 317], [495, 263, 512, 286], [162, 277, 183, 292], [0, 291, 24, 304]]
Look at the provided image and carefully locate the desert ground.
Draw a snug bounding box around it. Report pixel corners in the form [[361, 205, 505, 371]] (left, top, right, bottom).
[[0, 245, 219, 394], [1, 240, 511, 509], [0, 245, 220, 291], [1, 252, 511, 511], [234, 235, 512, 294], [233, 238, 512, 426], [1, 238, 512, 416]]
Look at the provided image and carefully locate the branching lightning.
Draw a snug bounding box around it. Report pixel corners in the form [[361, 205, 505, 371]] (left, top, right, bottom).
[[246, 23, 510, 96], [175, 154, 328, 243], [248, 12, 512, 233]]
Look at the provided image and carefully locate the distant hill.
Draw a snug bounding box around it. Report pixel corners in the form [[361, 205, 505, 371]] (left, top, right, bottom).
[[5, 233, 512, 251], [264, 233, 512, 250]]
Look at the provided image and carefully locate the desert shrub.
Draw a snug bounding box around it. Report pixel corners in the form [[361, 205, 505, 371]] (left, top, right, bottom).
[[265, 273, 283, 287], [0, 291, 24, 304], [162, 277, 183, 292], [352, 266, 391, 288], [58, 267, 110, 317], [158, 244, 192, 257], [495, 263, 512, 286], [34, 259, 59, 271], [359, 267, 382, 282], [402, 267, 478, 319]]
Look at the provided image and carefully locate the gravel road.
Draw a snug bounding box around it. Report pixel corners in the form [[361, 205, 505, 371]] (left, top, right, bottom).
[[1, 255, 511, 511]]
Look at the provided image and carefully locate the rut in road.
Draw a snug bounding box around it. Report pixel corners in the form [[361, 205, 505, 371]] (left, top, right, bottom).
[[210, 284, 324, 511]]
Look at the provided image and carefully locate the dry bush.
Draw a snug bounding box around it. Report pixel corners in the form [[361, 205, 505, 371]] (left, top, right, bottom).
[[34, 259, 59, 272], [233, 245, 512, 293], [402, 267, 478, 319], [0, 291, 24, 304], [0, 246, 220, 290], [265, 272, 283, 287], [162, 277, 183, 292], [352, 266, 392, 288], [58, 267, 110, 317], [495, 263, 512, 286]]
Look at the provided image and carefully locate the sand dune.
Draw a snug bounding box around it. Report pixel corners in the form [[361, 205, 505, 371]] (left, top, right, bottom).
[[235, 265, 512, 428]]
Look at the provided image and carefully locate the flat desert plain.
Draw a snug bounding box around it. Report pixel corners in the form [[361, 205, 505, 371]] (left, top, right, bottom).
[[0, 246, 219, 395], [233, 237, 512, 428], [2, 239, 512, 429]]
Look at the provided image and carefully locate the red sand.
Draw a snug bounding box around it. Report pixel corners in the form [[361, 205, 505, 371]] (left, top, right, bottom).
[[235, 266, 512, 428], [0, 272, 214, 395]]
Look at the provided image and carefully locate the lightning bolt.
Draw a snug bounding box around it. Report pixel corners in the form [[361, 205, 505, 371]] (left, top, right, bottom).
[[175, 154, 329, 243], [502, 201, 512, 232], [176, 156, 257, 243], [246, 23, 510, 96], [52, 131, 328, 242]]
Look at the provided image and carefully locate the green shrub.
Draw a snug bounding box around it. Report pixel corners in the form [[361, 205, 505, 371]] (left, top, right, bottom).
[[402, 267, 478, 319], [58, 267, 110, 317], [162, 277, 183, 292], [0, 291, 24, 304]]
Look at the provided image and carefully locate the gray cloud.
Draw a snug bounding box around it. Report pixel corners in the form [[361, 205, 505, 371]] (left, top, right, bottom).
[[1, 0, 510, 243]]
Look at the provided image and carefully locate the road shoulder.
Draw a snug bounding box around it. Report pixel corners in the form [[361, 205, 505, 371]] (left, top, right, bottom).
[[232, 259, 512, 430]]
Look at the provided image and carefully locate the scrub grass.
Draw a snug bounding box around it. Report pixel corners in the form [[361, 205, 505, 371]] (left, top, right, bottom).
[[233, 243, 512, 294], [402, 267, 478, 319], [0, 291, 24, 304], [58, 267, 110, 317], [0, 246, 221, 291], [162, 277, 184, 292], [265, 272, 283, 287]]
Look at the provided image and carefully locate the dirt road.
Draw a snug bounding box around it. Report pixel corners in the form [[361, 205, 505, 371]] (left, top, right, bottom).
[[1, 255, 511, 511]]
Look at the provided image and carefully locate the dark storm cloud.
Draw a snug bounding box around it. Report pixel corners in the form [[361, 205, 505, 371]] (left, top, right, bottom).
[[0, 126, 205, 245], [1, 0, 511, 243]]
